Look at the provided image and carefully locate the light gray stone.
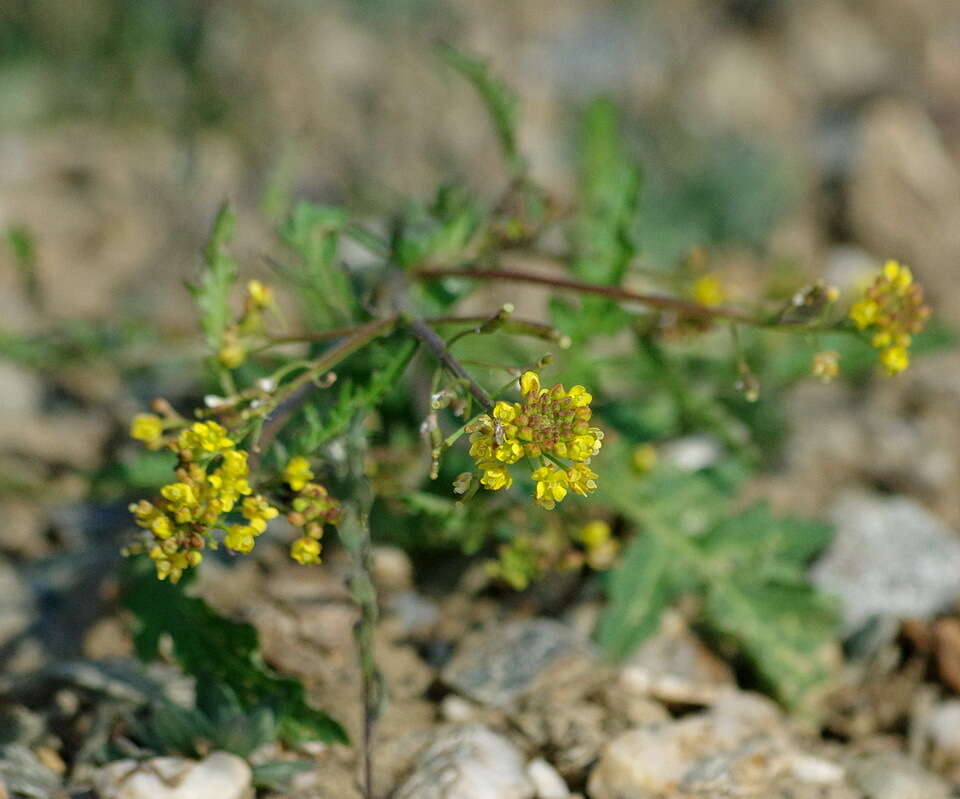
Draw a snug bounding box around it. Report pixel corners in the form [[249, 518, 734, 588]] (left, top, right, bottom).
[[393, 725, 533, 799], [812, 492, 960, 633]]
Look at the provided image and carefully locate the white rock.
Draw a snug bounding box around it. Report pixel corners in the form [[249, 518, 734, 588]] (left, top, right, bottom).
[[0, 362, 41, 419], [526, 758, 569, 799], [394, 725, 534, 799], [588, 690, 850, 799], [619, 610, 734, 706], [588, 721, 704, 796], [94, 752, 252, 799], [848, 751, 950, 799], [659, 435, 723, 473], [441, 695, 478, 723], [927, 700, 960, 756], [812, 492, 960, 632], [371, 546, 413, 593], [789, 753, 846, 784]]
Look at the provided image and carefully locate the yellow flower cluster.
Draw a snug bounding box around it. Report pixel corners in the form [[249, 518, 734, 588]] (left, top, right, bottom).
[[128, 420, 278, 582], [849, 261, 931, 375], [283, 457, 342, 565], [282, 455, 314, 492], [467, 371, 602, 509], [217, 280, 277, 369], [577, 519, 619, 570], [692, 273, 726, 307]]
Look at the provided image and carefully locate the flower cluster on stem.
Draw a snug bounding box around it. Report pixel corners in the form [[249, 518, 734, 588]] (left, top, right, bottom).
[[283, 456, 343, 565], [849, 261, 931, 375], [127, 420, 278, 582], [467, 371, 602, 509]]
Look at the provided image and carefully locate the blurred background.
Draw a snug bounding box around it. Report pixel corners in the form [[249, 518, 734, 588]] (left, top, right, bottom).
[[2, 0, 960, 795]]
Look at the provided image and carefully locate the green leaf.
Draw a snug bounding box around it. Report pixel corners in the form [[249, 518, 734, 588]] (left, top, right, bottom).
[[278, 201, 355, 326], [573, 99, 641, 287], [596, 452, 840, 713], [252, 760, 317, 792], [122, 558, 347, 746], [122, 450, 179, 490], [440, 45, 523, 174], [595, 533, 676, 661], [295, 339, 417, 454], [211, 706, 277, 758], [6, 225, 41, 308], [697, 502, 833, 578], [394, 184, 482, 270], [190, 202, 237, 352], [139, 702, 216, 757], [703, 580, 839, 712]]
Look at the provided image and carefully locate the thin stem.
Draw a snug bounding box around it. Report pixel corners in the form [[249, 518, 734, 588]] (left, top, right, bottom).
[[404, 317, 494, 410], [258, 316, 400, 350], [340, 418, 381, 799], [414, 266, 759, 324], [260, 313, 564, 350], [249, 317, 396, 468]]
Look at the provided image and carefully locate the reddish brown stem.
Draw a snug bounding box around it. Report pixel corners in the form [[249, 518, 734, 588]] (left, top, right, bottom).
[[413, 267, 758, 324]]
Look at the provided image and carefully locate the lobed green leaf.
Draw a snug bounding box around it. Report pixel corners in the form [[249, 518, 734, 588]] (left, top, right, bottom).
[[122, 558, 347, 746], [190, 202, 238, 352]]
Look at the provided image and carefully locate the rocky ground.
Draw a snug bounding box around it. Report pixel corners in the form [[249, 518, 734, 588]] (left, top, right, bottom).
[[2, 0, 960, 797]]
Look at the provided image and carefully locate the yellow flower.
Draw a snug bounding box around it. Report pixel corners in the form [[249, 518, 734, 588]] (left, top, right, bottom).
[[692, 273, 726, 307], [849, 298, 879, 330], [811, 351, 840, 383], [494, 439, 524, 464], [578, 520, 611, 549], [492, 401, 518, 423], [519, 370, 541, 397], [160, 482, 198, 507], [148, 546, 198, 583], [849, 260, 930, 376], [247, 279, 274, 309], [242, 494, 279, 534], [130, 414, 164, 449], [217, 343, 246, 369], [532, 464, 569, 510], [567, 463, 599, 497], [178, 421, 235, 455], [225, 524, 257, 554], [879, 345, 909, 375], [291, 536, 321, 565], [631, 443, 658, 474], [479, 463, 512, 490], [283, 456, 314, 491], [577, 519, 618, 570]]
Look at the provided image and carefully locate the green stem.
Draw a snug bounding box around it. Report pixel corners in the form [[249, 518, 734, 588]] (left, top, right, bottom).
[[248, 317, 396, 467], [339, 418, 382, 799], [258, 313, 563, 352]]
